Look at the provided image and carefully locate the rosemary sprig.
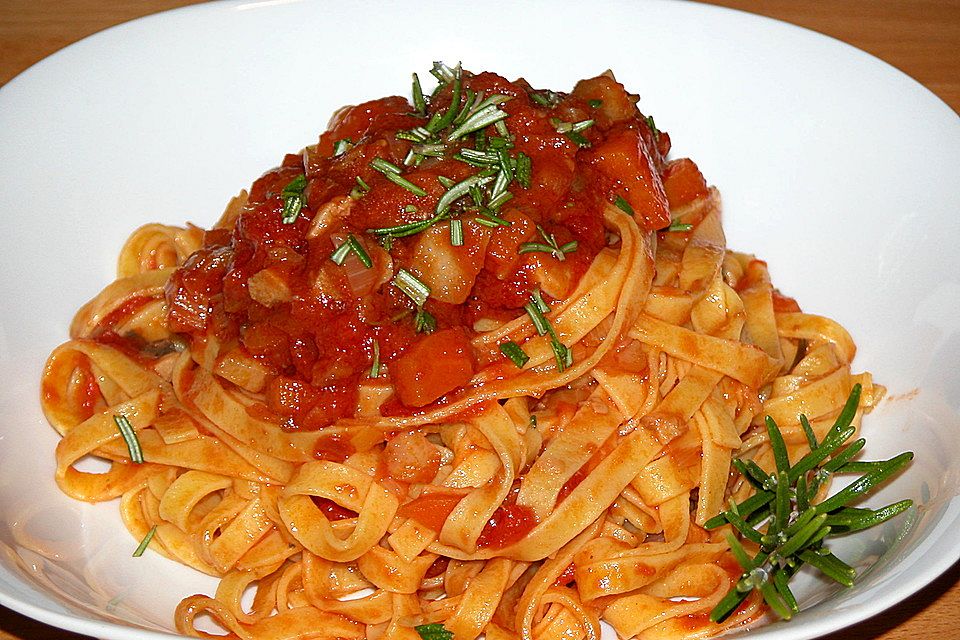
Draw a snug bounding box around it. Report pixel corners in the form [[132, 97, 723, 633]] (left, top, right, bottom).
[[707, 384, 914, 623], [414, 307, 437, 334], [113, 414, 144, 464], [415, 623, 453, 640], [518, 224, 577, 261], [330, 234, 372, 268], [370, 157, 427, 196], [280, 175, 308, 223], [369, 340, 381, 378], [523, 290, 572, 372], [499, 341, 529, 369], [132, 525, 157, 557]]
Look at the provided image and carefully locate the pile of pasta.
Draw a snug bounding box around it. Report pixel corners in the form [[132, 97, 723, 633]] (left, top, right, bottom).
[[41, 186, 881, 639]]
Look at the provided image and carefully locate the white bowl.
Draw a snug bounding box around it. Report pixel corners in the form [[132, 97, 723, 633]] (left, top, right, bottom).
[[1, 1, 958, 638]]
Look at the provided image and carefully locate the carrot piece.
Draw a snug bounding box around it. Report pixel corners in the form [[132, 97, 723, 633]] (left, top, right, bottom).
[[391, 328, 475, 407], [662, 158, 709, 209], [397, 492, 465, 531], [586, 127, 671, 230]]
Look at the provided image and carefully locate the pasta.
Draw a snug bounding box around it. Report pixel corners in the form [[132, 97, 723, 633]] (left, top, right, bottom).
[[40, 65, 884, 640]]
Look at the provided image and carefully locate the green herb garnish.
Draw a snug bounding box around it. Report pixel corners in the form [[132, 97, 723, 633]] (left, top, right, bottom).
[[426, 63, 463, 134], [330, 234, 372, 268], [414, 307, 437, 334], [499, 341, 529, 369], [708, 384, 914, 623], [515, 152, 532, 189], [530, 90, 560, 108], [664, 220, 693, 232], [132, 525, 157, 557], [412, 73, 426, 116], [523, 290, 572, 372], [332, 139, 354, 157], [518, 225, 577, 261], [113, 414, 144, 464], [436, 169, 497, 215], [280, 175, 308, 223], [390, 63, 530, 245], [370, 158, 427, 197], [551, 117, 594, 147], [369, 340, 381, 378], [645, 114, 659, 140], [614, 195, 634, 216], [551, 118, 595, 134], [588, 99, 603, 108], [350, 176, 371, 199], [392, 268, 430, 307], [368, 211, 447, 240], [415, 623, 453, 640], [449, 218, 464, 246]]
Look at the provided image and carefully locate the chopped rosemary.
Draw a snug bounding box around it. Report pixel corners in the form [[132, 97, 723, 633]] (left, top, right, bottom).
[[518, 225, 577, 261], [392, 268, 430, 307], [665, 220, 693, 232], [330, 234, 372, 268], [371, 158, 427, 196], [350, 176, 371, 199], [499, 341, 529, 368], [515, 152, 532, 189], [645, 114, 659, 139], [332, 138, 354, 157], [523, 290, 571, 372], [447, 97, 512, 141], [132, 525, 157, 557], [707, 384, 914, 623], [426, 63, 462, 134], [280, 175, 308, 223], [396, 127, 433, 143], [429, 61, 456, 84], [614, 195, 634, 215], [113, 414, 144, 464], [476, 209, 511, 227], [487, 190, 514, 212], [414, 307, 437, 334], [449, 218, 464, 246], [551, 118, 595, 134], [530, 288, 549, 314], [391, 63, 534, 246], [530, 90, 560, 108], [369, 340, 381, 378], [455, 148, 500, 167], [415, 623, 453, 640], [368, 211, 446, 239], [566, 131, 590, 147], [436, 169, 497, 215], [412, 73, 426, 116]]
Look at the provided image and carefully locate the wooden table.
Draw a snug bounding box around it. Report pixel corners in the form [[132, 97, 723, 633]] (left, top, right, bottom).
[[1, 1, 958, 638]]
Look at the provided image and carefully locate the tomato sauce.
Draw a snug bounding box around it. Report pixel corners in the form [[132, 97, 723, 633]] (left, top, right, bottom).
[[476, 502, 537, 549], [476, 481, 538, 549], [159, 67, 688, 427], [310, 496, 358, 521], [553, 562, 577, 587]]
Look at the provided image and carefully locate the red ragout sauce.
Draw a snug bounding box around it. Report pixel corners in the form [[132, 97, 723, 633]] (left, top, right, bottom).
[[152, 67, 703, 429]]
